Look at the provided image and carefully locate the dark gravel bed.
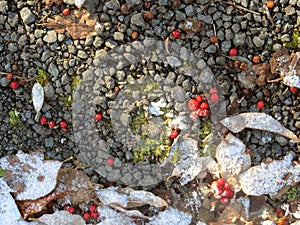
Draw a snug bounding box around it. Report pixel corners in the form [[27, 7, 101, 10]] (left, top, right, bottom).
[[0, 0, 300, 223]]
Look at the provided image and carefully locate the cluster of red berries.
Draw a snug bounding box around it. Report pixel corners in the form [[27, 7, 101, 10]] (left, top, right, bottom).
[[65, 204, 99, 221], [39, 116, 68, 129], [187, 87, 219, 120], [83, 204, 99, 220], [169, 127, 180, 139], [211, 178, 234, 205]]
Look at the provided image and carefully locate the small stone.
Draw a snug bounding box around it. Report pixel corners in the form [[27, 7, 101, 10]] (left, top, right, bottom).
[[113, 31, 124, 41], [104, 0, 120, 10], [0, 77, 9, 87], [285, 5, 296, 16], [0, 1, 8, 13], [221, 40, 231, 52], [43, 30, 57, 43], [77, 50, 88, 59], [8, 13, 19, 27], [273, 43, 282, 51], [44, 84, 55, 99], [275, 136, 288, 146], [45, 137, 54, 148], [280, 34, 290, 42], [48, 63, 59, 78], [205, 44, 217, 53], [185, 5, 195, 17], [233, 33, 246, 46], [131, 13, 145, 27], [167, 56, 182, 67], [252, 36, 265, 48], [20, 7, 36, 24]]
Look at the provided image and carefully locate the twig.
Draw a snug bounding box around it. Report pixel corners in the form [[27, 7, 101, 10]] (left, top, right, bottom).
[[267, 77, 283, 83], [218, 0, 260, 15], [263, 5, 274, 26]]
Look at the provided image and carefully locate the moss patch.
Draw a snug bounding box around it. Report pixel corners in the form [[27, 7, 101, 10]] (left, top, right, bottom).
[[283, 31, 300, 49], [8, 109, 21, 127], [0, 167, 5, 177], [37, 69, 49, 86]]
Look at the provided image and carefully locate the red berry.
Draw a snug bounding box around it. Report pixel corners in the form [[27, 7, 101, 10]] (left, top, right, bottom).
[[257, 100, 264, 110], [217, 178, 225, 187], [209, 87, 218, 94], [6, 73, 13, 80], [171, 30, 181, 38], [252, 55, 261, 64], [83, 212, 90, 220], [89, 204, 97, 212], [106, 158, 114, 166], [187, 99, 200, 111], [10, 80, 19, 90], [114, 86, 120, 93], [197, 109, 210, 117], [195, 95, 203, 103], [169, 128, 179, 139], [229, 48, 238, 56], [94, 113, 103, 121], [211, 181, 223, 195], [67, 206, 75, 214], [62, 8, 70, 16], [60, 121, 68, 129], [220, 196, 230, 204], [90, 211, 99, 219], [224, 183, 231, 190], [210, 93, 219, 103], [290, 87, 298, 94], [227, 190, 235, 198], [39, 116, 47, 125], [190, 182, 197, 189], [48, 120, 55, 129], [200, 102, 209, 110]]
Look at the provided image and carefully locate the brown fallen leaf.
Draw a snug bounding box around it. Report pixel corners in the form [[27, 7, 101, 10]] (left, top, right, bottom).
[[220, 112, 300, 142], [182, 18, 204, 35], [269, 47, 289, 74], [43, 10, 97, 39], [251, 63, 275, 86]]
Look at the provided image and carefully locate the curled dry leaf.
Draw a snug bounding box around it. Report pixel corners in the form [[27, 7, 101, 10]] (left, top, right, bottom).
[[0, 151, 62, 201], [97, 186, 168, 209], [32, 82, 44, 120], [44, 10, 97, 39], [238, 153, 300, 197], [182, 18, 204, 34], [216, 133, 251, 182], [251, 63, 275, 86], [269, 47, 290, 74], [220, 112, 300, 142]]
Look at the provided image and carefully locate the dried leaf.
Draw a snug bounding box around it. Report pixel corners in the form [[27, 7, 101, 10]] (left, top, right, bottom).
[[220, 113, 300, 142], [239, 153, 300, 197], [37, 210, 85, 225], [32, 83, 44, 120], [16, 184, 68, 219], [269, 48, 289, 74], [97, 186, 168, 209], [182, 18, 204, 34], [44, 10, 97, 39], [0, 151, 62, 201], [216, 134, 251, 182], [251, 63, 275, 86]]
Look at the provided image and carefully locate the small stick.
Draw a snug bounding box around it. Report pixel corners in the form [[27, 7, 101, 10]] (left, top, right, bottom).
[[219, 1, 260, 15], [267, 77, 283, 83], [263, 5, 274, 26]]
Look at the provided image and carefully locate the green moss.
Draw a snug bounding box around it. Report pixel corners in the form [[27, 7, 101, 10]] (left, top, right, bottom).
[[37, 69, 49, 86], [285, 187, 298, 201], [8, 109, 20, 127], [144, 81, 159, 93], [131, 109, 149, 135], [0, 167, 5, 177], [61, 74, 81, 106], [198, 120, 212, 139], [283, 31, 300, 49], [168, 148, 180, 164]]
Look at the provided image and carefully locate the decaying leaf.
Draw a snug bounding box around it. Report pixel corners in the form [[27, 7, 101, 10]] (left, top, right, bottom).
[[37, 210, 85, 225], [216, 133, 251, 183], [182, 18, 204, 34], [220, 113, 300, 142], [251, 63, 275, 86], [269, 47, 290, 74], [44, 10, 97, 39], [56, 168, 103, 204], [0, 151, 62, 201], [148, 207, 192, 225], [16, 184, 68, 219], [239, 153, 300, 197], [32, 82, 44, 120], [97, 186, 168, 209]]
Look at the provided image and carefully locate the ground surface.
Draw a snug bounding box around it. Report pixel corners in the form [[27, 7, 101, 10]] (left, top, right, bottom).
[[0, 0, 300, 224]]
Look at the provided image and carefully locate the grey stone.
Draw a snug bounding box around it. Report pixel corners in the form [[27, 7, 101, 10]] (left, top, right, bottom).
[[104, 0, 120, 10], [221, 40, 231, 52], [275, 136, 288, 146], [281, 34, 290, 42], [225, 29, 233, 40], [197, 14, 213, 24], [45, 137, 54, 148], [233, 33, 246, 46], [171, 86, 186, 102], [8, 13, 19, 27], [41, 50, 51, 62], [285, 5, 296, 16], [105, 39, 117, 49], [44, 84, 55, 99], [63, 0, 75, 4], [131, 13, 145, 27], [185, 5, 195, 17], [43, 30, 57, 43], [20, 7, 36, 24], [231, 24, 240, 33], [0, 77, 9, 87], [8, 43, 17, 52], [159, 0, 168, 5], [167, 56, 182, 67], [48, 63, 59, 78], [240, 0, 249, 7], [205, 44, 217, 53], [126, 0, 142, 6], [252, 36, 265, 47], [61, 74, 70, 85], [0, 1, 8, 13], [93, 36, 104, 48], [241, 21, 248, 29], [199, 38, 210, 48], [113, 31, 124, 41], [77, 50, 88, 59]]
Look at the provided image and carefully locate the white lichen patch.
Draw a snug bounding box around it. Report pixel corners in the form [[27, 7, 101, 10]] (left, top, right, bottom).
[[37, 210, 85, 225], [0, 151, 62, 200], [238, 153, 300, 197], [216, 134, 251, 181], [148, 207, 192, 225]]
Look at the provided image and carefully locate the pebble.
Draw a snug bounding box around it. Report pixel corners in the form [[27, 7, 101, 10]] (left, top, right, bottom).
[[233, 33, 246, 46], [77, 50, 88, 59], [45, 137, 54, 148], [131, 13, 145, 27], [20, 7, 35, 24], [43, 30, 57, 43], [252, 36, 265, 47]]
